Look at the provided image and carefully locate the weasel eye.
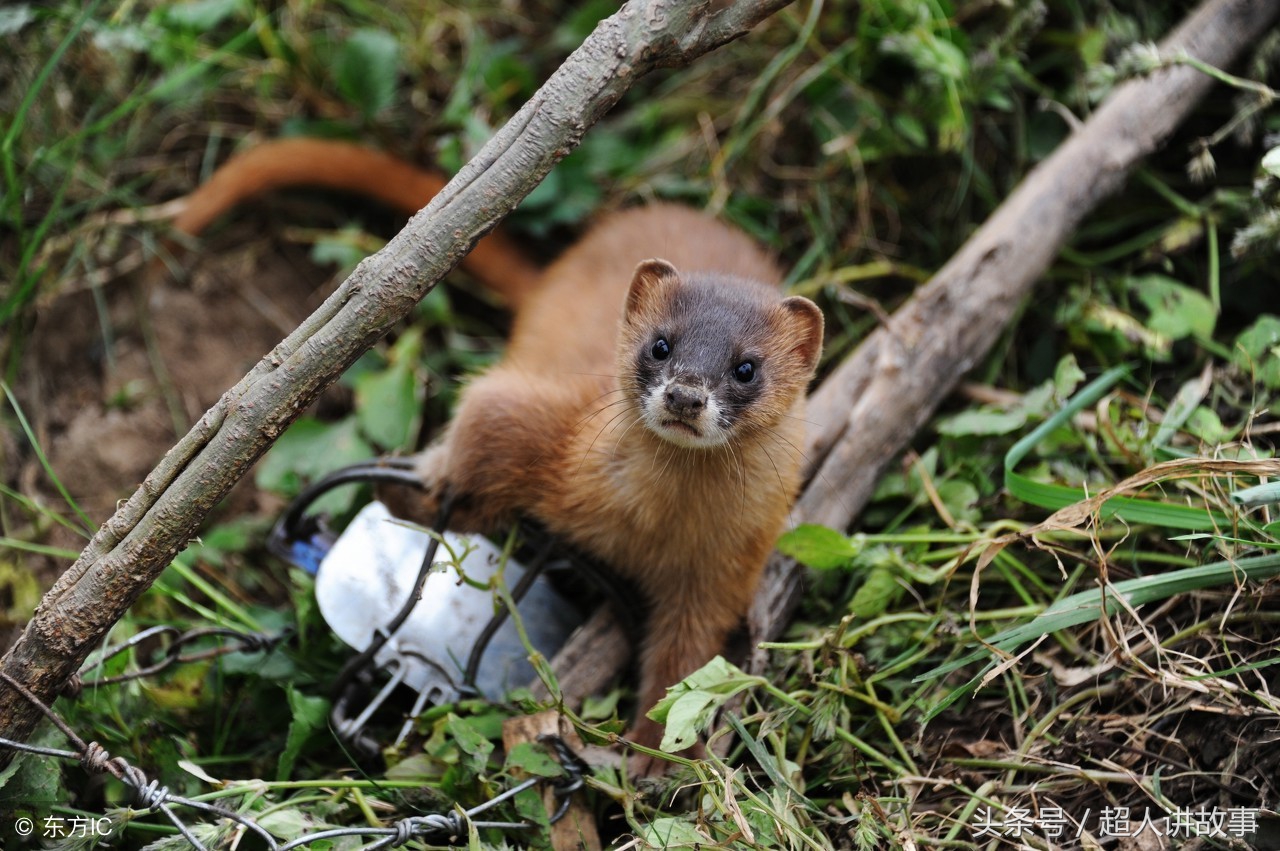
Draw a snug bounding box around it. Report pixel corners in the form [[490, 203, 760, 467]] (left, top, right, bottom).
[[651, 338, 671, 360], [734, 361, 756, 383]]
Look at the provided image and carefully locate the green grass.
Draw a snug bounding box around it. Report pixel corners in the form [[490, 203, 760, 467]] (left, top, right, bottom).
[[3, 0, 1280, 848]]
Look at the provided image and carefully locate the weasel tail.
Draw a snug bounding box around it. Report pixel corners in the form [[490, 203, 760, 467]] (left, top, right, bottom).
[[170, 137, 541, 308]]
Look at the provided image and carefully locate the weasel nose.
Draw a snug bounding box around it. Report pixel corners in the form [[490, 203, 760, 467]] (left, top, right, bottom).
[[665, 384, 706, 417]]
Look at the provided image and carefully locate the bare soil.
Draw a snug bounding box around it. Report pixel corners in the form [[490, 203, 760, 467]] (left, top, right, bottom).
[[4, 208, 346, 643]]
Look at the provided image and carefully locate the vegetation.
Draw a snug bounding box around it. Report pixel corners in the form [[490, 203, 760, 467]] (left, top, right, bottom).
[[2, 0, 1279, 848]]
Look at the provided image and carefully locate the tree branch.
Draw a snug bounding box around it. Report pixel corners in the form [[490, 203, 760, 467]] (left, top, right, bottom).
[[0, 0, 793, 748], [746, 0, 1280, 657]]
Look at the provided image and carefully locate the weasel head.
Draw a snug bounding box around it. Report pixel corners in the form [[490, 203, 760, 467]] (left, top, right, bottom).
[[617, 259, 823, 449]]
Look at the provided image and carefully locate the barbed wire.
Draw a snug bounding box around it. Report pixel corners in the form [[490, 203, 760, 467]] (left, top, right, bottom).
[[0, 663, 589, 849], [2, 497, 596, 848], [70, 623, 290, 692]]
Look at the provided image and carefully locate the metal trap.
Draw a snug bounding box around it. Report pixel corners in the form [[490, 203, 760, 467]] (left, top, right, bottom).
[[267, 460, 584, 755]]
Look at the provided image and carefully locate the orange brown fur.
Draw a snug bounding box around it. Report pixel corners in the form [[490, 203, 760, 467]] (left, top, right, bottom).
[[172, 138, 540, 307], [400, 206, 822, 765], [173, 141, 823, 770]]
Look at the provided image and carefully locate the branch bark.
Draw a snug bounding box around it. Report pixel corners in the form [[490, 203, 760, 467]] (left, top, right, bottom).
[[0, 0, 793, 747], [746, 0, 1280, 657]]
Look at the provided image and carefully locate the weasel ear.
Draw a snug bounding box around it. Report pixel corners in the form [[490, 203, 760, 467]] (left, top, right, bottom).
[[625, 259, 680, 319], [779, 296, 824, 374]]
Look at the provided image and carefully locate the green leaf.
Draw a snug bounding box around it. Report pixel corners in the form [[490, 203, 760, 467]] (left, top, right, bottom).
[[1183, 406, 1229, 444], [1018, 382, 1056, 418], [0, 723, 68, 816], [892, 114, 928, 148], [255, 417, 374, 515], [163, 0, 243, 30], [1231, 481, 1280, 508], [336, 28, 401, 117], [417, 283, 453, 326], [0, 560, 42, 622], [353, 332, 422, 451], [638, 817, 711, 848], [1082, 301, 1168, 357], [1233, 315, 1280, 389], [277, 687, 329, 781], [660, 691, 719, 752], [937, 360, 1083, 439], [446, 714, 495, 774], [580, 689, 621, 721], [191, 518, 258, 560], [511, 782, 551, 846], [1153, 371, 1212, 448], [311, 229, 378, 275], [936, 408, 1027, 436], [504, 741, 564, 778], [937, 479, 980, 524], [848, 564, 904, 619], [0, 750, 22, 790], [257, 808, 315, 841], [1129, 274, 1216, 341], [646, 657, 760, 752], [1053, 354, 1085, 398], [355, 359, 417, 450], [776, 524, 858, 569], [552, 0, 615, 49], [385, 752, 445, 781]]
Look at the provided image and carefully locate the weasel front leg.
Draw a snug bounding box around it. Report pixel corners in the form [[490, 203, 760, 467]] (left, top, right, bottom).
[[627, 590, 740, 775], [376, 439, 458, 529], [381, 368, 580, 533]]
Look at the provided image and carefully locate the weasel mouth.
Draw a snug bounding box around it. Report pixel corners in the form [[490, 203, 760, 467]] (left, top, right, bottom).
[[659, 419, 701, 437]]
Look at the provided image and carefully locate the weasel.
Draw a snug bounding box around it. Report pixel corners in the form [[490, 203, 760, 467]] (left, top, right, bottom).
[[172, 138, 823, 770]]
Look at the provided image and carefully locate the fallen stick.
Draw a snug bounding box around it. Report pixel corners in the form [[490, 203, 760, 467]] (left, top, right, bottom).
[[747, 0, 1279, 658]]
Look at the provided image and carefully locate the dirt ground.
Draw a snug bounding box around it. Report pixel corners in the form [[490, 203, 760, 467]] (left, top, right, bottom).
[[4, 205, 349, 645]]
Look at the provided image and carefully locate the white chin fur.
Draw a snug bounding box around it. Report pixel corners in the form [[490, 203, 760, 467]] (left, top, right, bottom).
[[640, 383, 731, 448]]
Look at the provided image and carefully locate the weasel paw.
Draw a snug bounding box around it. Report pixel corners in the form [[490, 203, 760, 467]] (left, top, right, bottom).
[[376, 444, 451, 526]]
